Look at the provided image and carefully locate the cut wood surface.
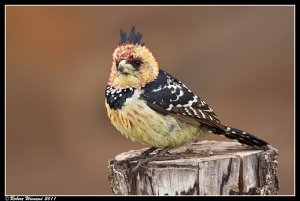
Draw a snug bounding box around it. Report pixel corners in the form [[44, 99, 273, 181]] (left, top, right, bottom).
[[108, 140, 279, 195]]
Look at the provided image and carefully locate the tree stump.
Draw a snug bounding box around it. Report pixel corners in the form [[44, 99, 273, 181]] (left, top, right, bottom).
[[108, 141, 279, 195]]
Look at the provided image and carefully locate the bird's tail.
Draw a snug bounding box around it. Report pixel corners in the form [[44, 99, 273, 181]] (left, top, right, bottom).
[[224, 126, 269, 149]]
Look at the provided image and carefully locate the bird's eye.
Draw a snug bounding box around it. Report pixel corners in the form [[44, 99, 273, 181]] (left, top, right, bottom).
[[131, 59, 142, 70], [133, 59, 142, 66]]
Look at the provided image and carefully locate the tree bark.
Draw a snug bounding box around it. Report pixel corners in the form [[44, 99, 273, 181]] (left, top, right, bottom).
[[108, 140, 279, 195]]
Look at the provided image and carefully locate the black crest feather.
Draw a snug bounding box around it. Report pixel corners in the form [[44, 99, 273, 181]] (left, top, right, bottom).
[[119, 26, 145, 46]]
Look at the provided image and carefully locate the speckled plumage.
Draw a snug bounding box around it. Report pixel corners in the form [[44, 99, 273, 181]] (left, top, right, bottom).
[[105, 26, 269, 149], [105, 70, 213, 148]]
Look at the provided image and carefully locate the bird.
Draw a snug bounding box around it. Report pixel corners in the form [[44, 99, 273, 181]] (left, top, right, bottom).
[[105, 26, 269, 171]]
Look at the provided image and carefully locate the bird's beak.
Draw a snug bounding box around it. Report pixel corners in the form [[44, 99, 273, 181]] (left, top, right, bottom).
[[117, 59, 134, 73]]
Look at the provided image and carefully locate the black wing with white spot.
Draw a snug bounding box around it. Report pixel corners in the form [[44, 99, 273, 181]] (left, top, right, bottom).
[[141, 69, 226, 133], [140, 69, 269, 148]]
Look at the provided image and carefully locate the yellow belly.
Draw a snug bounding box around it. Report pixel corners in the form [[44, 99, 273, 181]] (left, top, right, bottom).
[[105, 98, 207, 148]]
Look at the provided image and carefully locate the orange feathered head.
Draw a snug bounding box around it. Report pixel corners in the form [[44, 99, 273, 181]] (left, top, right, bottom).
[[108, 26, 159, 89]]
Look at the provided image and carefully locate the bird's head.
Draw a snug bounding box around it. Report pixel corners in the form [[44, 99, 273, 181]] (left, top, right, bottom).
[[108, 26, 159, 89]]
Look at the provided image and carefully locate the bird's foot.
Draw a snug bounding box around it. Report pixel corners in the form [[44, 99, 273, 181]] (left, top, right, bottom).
[[130, 146, 181, 174], [112, 147, 157, 170]]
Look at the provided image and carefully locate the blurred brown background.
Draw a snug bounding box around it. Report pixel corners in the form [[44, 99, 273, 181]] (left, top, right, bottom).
[[6, 6, 294, 195]]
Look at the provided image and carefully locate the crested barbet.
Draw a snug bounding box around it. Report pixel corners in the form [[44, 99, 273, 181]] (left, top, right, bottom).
[[105, 26, 269, 166]]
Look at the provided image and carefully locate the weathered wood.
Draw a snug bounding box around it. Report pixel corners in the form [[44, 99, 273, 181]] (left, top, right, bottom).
[[108, 141, 279, 195]]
